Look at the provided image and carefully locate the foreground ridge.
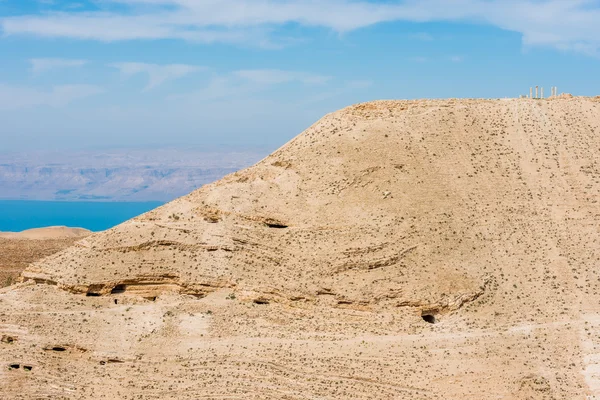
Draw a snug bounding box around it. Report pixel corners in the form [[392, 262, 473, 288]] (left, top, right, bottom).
[[2, 96, 600, 399]]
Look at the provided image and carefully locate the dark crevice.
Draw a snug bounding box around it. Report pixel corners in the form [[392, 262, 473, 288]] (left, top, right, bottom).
[[86, 292, 101, 297], [253, 299, 270, 305], [9, 364, 20, 370], [1, 335, 16, 344], [23, 365, 33, 371], [421, 314, 437, 324], [265, 223, 288, 229], [50, 346, 67, 352]]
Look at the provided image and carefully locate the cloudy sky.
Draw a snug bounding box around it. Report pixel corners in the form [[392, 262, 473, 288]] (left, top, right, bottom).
[[0, 0, 599, 151]]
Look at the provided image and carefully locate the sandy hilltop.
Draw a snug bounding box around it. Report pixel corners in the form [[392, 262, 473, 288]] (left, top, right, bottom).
[[2, 96, 600, 399], [0, 227, 90, 288], [0, 227, 91, 240]]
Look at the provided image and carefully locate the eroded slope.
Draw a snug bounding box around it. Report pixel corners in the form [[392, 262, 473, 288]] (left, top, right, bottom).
[[2, 97, 600, 399]]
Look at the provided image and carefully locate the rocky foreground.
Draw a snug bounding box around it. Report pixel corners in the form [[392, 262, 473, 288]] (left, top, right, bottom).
[[2, 97, 600, 399]]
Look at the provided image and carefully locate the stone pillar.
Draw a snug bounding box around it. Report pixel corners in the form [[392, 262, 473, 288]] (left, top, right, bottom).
[[536, 86, 539, 99], [530, 87, 533, 98], [541, 87, 544, 99]]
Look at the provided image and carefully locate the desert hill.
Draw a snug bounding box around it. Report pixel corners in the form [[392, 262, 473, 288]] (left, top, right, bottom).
[[0, 227, 90, 289], [2, 96, 600, 399], [0, 226, 91, 240]]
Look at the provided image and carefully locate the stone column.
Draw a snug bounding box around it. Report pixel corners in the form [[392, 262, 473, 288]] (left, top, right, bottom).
[[530, 87, 533, 98], [536, 86, 539, 99], [541, 87, 544, 99]]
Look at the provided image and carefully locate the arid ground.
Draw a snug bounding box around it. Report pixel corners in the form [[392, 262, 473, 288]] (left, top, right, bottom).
[[2, 96, 600, 399], [0, 227, 90, 287]]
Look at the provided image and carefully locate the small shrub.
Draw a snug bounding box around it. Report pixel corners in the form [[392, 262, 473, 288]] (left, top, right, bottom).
[[3, 276, 14, 288]]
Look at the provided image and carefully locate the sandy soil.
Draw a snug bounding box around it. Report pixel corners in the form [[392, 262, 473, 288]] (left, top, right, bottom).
[[1, 97, 600, 399]]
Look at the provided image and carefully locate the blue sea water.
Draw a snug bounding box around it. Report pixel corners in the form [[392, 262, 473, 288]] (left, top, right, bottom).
[[0, 200, 164, 232]]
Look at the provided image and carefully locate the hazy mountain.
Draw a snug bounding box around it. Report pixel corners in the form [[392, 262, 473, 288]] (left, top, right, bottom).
[[0, 147, 268, 201]]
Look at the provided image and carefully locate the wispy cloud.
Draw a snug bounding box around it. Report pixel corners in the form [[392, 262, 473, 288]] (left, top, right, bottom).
[[169, 69, 331, 104], [0, 84, 104, 109], [30, 58, 88, 74], [234, 69, 330, 85], [109, 62, 204, 90], [1, 0, 599, 56]]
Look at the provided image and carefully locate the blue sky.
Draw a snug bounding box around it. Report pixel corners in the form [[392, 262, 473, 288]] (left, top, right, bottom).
[[0, 0, 599, 151]]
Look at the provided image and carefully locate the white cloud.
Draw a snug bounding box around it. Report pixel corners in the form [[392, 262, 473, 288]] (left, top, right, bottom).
[[0, 84, 104, 109], [168, 69, 330, 105], [234, 69, 330, 85], [2, 0, 600, 56], [30, 58, 88, 74], [109, 62, 203, 90]]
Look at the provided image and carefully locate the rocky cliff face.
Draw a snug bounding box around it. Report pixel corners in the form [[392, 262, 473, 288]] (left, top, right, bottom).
[[2, 97, 600, 399]]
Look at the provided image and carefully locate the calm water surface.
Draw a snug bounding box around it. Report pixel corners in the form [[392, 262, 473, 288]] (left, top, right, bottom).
[[0, 200, 163, 232]]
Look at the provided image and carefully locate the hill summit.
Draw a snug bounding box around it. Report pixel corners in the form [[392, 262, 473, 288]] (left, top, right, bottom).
[[3, 97, 600, 399]]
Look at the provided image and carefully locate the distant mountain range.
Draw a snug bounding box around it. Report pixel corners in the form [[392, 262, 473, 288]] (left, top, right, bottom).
[[0, 148, 268, 201]]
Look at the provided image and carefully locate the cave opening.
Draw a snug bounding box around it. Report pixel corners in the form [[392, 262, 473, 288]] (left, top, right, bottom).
[[111, 284, 127, 294], [421, 314, 437, 324]]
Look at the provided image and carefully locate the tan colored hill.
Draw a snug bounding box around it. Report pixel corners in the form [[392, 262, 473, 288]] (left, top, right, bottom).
[[0, 226, 91, 240], [0, 228, 90, 288], [2, 97, 600, 399]]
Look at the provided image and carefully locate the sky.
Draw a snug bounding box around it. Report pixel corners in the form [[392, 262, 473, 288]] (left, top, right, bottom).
[[0, 0, 599, 152]]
